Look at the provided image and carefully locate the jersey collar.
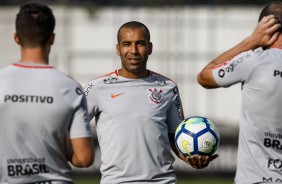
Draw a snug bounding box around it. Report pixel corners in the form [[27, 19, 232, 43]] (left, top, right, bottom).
[[115, 69, 153, 77], [12, 62, 53, 69]]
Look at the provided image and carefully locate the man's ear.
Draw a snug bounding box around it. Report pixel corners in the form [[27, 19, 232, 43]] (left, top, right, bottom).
[[49, 33, 55, 45], [14, 33, 21, 45], [116, 43, 121, 56]]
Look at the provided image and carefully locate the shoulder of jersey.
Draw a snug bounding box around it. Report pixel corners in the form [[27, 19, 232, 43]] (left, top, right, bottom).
[[218, 49, 260, 67], [49, 68, 83, 88], [85, 70, 119, 90], [89, 70, 118, 84], [84, 71, 118, 96], [150, 70, 177, 86], [86, 70, 177, 87], [243, 48, 262, 58], [9, 63, 81, 87], [237, 48, 271, 63]]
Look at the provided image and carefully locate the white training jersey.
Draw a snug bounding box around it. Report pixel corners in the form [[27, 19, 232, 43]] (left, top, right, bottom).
[[212, 48, 282, 184], [0, 62, 93, 184], [85, 70, 184, 184]]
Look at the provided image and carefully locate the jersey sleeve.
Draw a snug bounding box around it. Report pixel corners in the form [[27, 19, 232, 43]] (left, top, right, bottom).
[[212, 50, 258, 87], [69, 86, 93, 139], [166, 85, 184, 133], [84, 80, 99, 121]]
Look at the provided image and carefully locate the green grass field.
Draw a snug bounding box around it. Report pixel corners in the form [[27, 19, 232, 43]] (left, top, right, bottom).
[[74, 178, 234, 184]]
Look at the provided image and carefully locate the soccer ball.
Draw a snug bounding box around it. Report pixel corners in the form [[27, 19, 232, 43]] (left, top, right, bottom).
[[175, 116, 220, 156]]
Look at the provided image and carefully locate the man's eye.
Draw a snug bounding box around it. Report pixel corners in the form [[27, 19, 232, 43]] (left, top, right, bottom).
[[138, 42, 145, 45], [123, 43, 130, 46]]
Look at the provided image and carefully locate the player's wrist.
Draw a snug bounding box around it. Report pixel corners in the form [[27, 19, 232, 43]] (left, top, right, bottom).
[[244, 36, 259, 50]]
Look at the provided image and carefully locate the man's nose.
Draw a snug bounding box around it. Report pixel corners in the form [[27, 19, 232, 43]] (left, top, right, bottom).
[[129, 44, 138, 54]]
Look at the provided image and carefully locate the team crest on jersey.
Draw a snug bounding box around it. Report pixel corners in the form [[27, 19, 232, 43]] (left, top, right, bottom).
[[152, 77, 166, 86], [104, 76, 118, 84], [148, 88, 164, 105]]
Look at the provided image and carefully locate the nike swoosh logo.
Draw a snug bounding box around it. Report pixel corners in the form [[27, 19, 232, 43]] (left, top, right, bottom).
[[111, 93, 124, 98]]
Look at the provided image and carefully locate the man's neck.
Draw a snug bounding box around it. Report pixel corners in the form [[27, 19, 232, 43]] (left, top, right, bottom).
[[270, 33, 282, 49], [20, 47, 49, 65]]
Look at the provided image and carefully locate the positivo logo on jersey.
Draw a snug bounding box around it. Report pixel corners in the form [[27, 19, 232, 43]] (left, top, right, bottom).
[[273, 70, 282, 78], [4, 95, 53, 104]]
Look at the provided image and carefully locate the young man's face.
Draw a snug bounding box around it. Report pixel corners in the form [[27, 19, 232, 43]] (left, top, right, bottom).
[[116, 27, 152, 79]]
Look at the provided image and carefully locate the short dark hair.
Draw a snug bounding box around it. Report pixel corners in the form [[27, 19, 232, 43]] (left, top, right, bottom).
[[259, 2, 282, 24], [16, 2, 55, 48], [117, 21, 150, 43]]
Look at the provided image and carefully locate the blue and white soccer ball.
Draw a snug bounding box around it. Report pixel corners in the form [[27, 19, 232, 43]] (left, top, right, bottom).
[[175, 116, 220, 156]]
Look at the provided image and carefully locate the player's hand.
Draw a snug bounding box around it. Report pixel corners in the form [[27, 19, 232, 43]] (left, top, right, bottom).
[[185, 154, 218, 169], [250, 15, 281, 48]]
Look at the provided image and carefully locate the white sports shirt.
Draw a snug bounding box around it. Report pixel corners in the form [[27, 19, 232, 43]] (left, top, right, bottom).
[[85, 70, 184, 184], [212, 48, 282, 184], [0, 62, 93, 184]]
